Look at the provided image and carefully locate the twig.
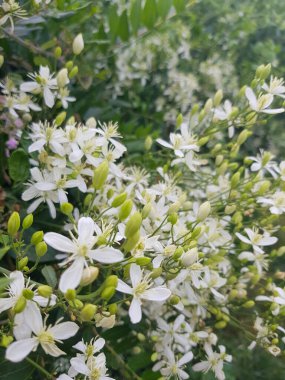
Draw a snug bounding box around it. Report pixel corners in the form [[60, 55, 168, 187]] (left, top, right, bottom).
[[26, 357, 54, 379]]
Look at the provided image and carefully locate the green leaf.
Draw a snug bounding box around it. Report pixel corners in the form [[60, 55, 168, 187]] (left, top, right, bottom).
[[108, 4, 120, 41], [0, 349, 34, 380], [41, 265, 57, 287], [142, 0, 157, 29], [173, 0, 186, 12], [157, 0, 172, 19], [0, 246, 10, 261], [8, 149, 30, 183], [118, 10, 130, 41], [130, 0, 141, 35], [0, 277, 10, 291]]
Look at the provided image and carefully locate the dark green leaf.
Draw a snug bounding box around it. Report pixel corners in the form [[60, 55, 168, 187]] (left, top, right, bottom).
[[41, 265, 57, 287], [173, 0, 186, 12], [142, 0, 157, 29], [118, 10, 130, 41], [8, 149, 30, 183], [130, 0, 141, 35], [157, 0, 172, 19], [0, 349, 34, 380], [0, 246, 10, 261], [0, 277, 10, 291], [108, 4, 120, 41]]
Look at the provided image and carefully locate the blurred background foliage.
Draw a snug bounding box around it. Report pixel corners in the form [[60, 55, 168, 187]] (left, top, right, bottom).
[[1, 0, 285, 378]]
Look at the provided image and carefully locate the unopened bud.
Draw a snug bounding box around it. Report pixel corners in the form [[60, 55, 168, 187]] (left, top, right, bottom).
[[111, 192, 127, 208], [101, 286, 116, 301], [56, 68, 69, 88], [80, 267, 99, 286], [65, 289, 76, 301], [18, 257, 28, 270], [231, 172, 240, 188], [31, 231, 44, 245], [60, 202, 74, 215], [72, 33, 84, 55], [144, 136, 153, 151], [13, 296, 26, 313], [142, 203, 152, 219], [22, 214, 33, 230], [176, 113, 183, 128], [38, 285, 53, 298], [0, 55, 4, 68], [213, 90, 223, 106], [136, 257, 151, 266], [125, 212, 142, 238], [93, 161, 109, 190], [35, 241, 47, 257], [237, 129, 251, 145], [55, 111, 66, 126], [242, 300, 255, 308], [108, 303, 118, 315], [0, 335, 13, 348], [69, 66, 78, 78], [107, 188, 114, 199], [118, 200, 133, 221], [54, 46, 62, 58], [65, 60, 73, 70], [168, 213, 178, 225], [169, 295, 180, 305], [22, 289, 34, 300], [7, 212, 20, 236], [197, 201, 211, 221], [150, 267, 162, 279], [80, 304, 97, 321], [105, 275, 118, 288], [123, 230, 140, 252], [215, 320, 227, 329]]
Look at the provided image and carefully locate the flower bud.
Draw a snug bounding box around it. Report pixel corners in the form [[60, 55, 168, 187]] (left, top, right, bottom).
[[80, 304, 97, 321], [84, 194, 93, 208], [191, 226, 202, 239], [0, 335, 13, 348], [107, 188, 114, 199], [136, 257, 151, 266], [31, 231, 44, 245], [215, 320, 227, 329], [230, 172, 240, 188], [198, 136, 209, 146], [35, 241, 47, 257], [69, 65, 78, 78], [204, 98, 213, 113], [213, 89, 223, 106], [56, 68, 69, 88], [69, 299, 84, 309], [237, 130, 251, 145], [22, 289, 34, 300], [55, 111, 66, 126], [0, 55, 4, 68], [86, 117, 97, 128], [60, 202, 74, 215], [118, 200, 133, 221], [181, 248, 198, 266], [101, 286, 116, 301], [65, 60, 73, 70], [225, 205, 236, 214], [176, 113, 183, 128], [215, 155, 224, 166], [22, 214, 33, 230], [80, 266, 99, 286], [125, 212, 142, 238], [144, 136, 153, 151], [111, 192, 127, 208], [65, 289, 76, 301], [18, 257, 28, 270], [54, 46, 62, 58], [108, 303, 118, 315], [169, 295, 180, 305], [123, 230, 140, 252], [38, 285, 53, 298], [73, 33, 84, 55], [142, 203, 152, 219], [168, 213, 178, 225], [104, 275, 118, 288], [150, 267, 162, 279], [197, 201, 211, 222], [93, 161, 109, 190], [13, 296, 26, 313], [7, 212, 20, 236], [242, 300, 255, 308], [232, 211, 242, 224]]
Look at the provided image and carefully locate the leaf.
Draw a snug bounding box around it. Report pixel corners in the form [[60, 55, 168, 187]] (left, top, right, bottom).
[[8, 149, 30, 183], [0, 349, 34, 380], [0, 277, 10, 291], [0, 246, 10, 261], [118, 10, 130, 41], [173, 0, 186, 12], [130, 0, 141, 35], [141, 0, 157, 29], [108, 4, 120, 41], [157, 0, 172, 19], [41, 265, 57, 287]]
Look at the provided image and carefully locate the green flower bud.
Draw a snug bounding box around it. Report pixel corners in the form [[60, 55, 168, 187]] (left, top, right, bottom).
[[80, 304, 97, 321], [38, 285, 53, 298], [22, 289, 34, 300], [237, 130, 251, 145], [150, 267, 162, 279], [55, 111, 66, 126], [144, 136, 153, 151], [0, 335, 13, 348], [22, 214, 33, 230], [69, 65, 78, 78], [197, 201, 211, 222], [65, 60, 73, 70], [173, 247, 184, 260], [104, 275, 118, 288], [60, 202, 74, 215], [18, 257, 28, 270], [176, 113, 183, 128], [198, 136, 209, 146], [232, 211, 243, 224], [84, 194, 93, 208], [35, 241, 47, 257], [13, 296, 27, 313], [111, 192, 127, 208], [231, 172, 240, 188], [72, 33, 84, 55], [7, 212, 20, 236], [125, 212, 142, 238], [169, 295, 180, 305], [242, 300, 255, 308], [56, 68, 69, 88], [213, 89, 223, 106], [215, 320, 227, 329], [136, 257, 151, 266], [168, 213, 178, 225], [0, 55, 4, 68], [217, 161, 228, 175], [225, 205, 236, 214], [137, 333, 146, 342], [65, 289, 76, 301], [31, 231, 44, 245], [80, 267, 99, 286], [215, 155, 224, 166], [108, 303, 118, 315], [107, 189, 114, 199], [123, 230, 140, 252], [211, 143, 222, 155], [93, 161, 109, 190], [118, 200, 133, 221], [142, 203, 152, 219], [101, 286, 116, 301], [151, 352, 158, 362], [54, 46, 62, 58], [204, 98, 213, 113], [69, 299, 84, 309]]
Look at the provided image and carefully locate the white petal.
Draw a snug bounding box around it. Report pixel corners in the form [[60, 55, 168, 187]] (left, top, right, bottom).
[[0, 298, 15, 314], [25, 302, 43, 335], [35, 182, 56, 191], [116, 279, 133, 295], [44, 87, 55, 108], [130, 264, 142, 288], [142, 287, 171, 301], [70, 357, 89, 376], [50, 322, 79, 340], [129, 297, 142, 324], [41, 342, 65, 357], [44, 233, 76, 253], [5, 338, 38, 362], [14, 313, 32, 340], [178, 351, 193, 366], [20, 82, 39, 92], [9, 271, 25, 296], [89, 247, 124, 264], [77, 217, 95, 244], [59, 259, 85, 292]]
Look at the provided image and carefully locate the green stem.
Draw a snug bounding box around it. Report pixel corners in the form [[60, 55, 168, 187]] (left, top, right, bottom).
[[26, 357, 54, 379]]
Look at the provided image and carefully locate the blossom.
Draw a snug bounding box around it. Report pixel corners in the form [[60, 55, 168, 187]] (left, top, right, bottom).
[[116, 263, 171, 323], [153, 347, 193, 380], [257, 191, 285, 215], [262, 76, 285, 98], [236, 228, 277, 254], [245, 87, 284, 114], [44, 217, 124, 292], [5, 306, 79, 362], [20, 66, 58, 108]]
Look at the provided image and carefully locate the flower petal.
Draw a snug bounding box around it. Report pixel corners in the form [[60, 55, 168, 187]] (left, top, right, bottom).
[[50, 322, 79, 340], [77, 217, 95, 244], [116, 279, 133, 295], [89, 247, 124, 264], [44, 232, 76, 253], [5, 338, 38, 362], [142, 287, 171, 301], [59, 258, 85, 293], [129, 297, 142, 324]]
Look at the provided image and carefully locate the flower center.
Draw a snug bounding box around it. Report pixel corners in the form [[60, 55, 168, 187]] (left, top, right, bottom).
[[90, 368, 100, 380], [38, 331, 54, 345], [78, 244, 89, 257]]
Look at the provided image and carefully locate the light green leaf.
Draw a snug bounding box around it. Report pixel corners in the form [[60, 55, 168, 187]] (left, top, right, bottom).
[[41, 265, 57, 287], [142, 0, 157, 29], [130, 0, 141, 35], [173, 0, 186, 12], [108, 4, 120, 41], [8, 149, 30, 183], [157, 0, 172, 19], [118, 10, 130, 41]]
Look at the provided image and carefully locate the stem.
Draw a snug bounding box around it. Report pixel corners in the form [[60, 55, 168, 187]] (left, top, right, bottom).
[[26, 357, 54, 379]]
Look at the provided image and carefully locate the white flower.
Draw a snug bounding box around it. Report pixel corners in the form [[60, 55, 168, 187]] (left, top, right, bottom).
[[116, 263, 171, 324], [44, 217, 124, 292], [73, 33, 84, 55], [262, 76, 285, 98], [257, 191, 285, 214], [70, 353, 115, 380], [236, 228, 277, 254], [20, 66, 58, 108], [0, 0, 27, 31], [247, 150, 278, 178], [28, 121, 67, 155], [153, 347, 193, 380], [5, 306, 79, 362], [245, 87, 284, 114]]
